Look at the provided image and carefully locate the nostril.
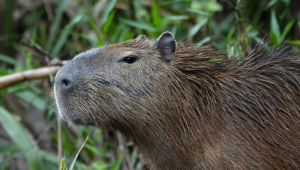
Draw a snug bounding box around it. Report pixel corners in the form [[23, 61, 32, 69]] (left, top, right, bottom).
[[61, 78, 72, 89]]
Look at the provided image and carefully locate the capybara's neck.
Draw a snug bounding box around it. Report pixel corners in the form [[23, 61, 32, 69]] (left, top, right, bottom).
[[116, 71, 226, 170]]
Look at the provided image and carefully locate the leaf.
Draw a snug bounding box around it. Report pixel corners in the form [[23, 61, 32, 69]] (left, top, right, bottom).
[[287, 40, 300, 46], [220, 13, 235, 31], [39, 150, 58, 165], [0, 107, 43, 169], [188, 18, 208, 38], [281, 0, 290, 6], [65, 12, 85, 30], [103, 10, 116, 33], [270, 10, 281, 45], [187, 8, 208, 16], [111, 153, 123, 170], [152, 0, 161, 29], [196, 37, 211, 47], [190, 1, 222, 12], [87, 13, 101, 42], [281, 19, 295, 42], [266, 0, 278, 9], [52, 12, 85, 56], [160, 0, 190, 6], [69, 32, 97, 45], [84, 144, 106, 157], [15, 90, 46, 111], [91, 160, 110, 169], [171, 24, 177, 38], [46, 0, 70, 51], [0, 67, 9, 76], [0, 54, 21, 66], [204, 1, 223, 12], [100, 0, 117, 26], [164, 15, 189, 21], [118, 18, 158, 32], [26, 27, 36, 70], [60, 157, 67, 170], [69, 133, 90, 170], [51, 30, 70, 57], [270, 31, 278, 46], [226, 27, 235, 40]]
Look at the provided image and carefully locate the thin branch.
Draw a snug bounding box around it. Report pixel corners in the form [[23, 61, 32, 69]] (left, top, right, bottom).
[[117, 132, 128, 170], [0, 66, 61, 89], [129, 147, 138, 169], [19, 41, 53, 63]]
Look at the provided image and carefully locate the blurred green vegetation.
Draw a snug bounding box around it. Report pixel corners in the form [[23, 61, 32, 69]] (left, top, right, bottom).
[[0, 0, 299, 169]]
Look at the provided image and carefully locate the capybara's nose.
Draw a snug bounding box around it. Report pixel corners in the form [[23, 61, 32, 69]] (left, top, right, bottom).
[[60, 77, 72, 90]]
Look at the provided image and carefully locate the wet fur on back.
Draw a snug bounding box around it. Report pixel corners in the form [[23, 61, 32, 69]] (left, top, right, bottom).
[[173, 43, 300, 169]]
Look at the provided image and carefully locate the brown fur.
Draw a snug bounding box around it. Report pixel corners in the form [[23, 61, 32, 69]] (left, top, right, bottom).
[[54, 33, 300, 170]]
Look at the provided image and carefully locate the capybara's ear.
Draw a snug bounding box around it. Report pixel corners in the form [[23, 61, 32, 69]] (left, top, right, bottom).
[[153, 32, 176, 62], [136, 35, 146, 41]]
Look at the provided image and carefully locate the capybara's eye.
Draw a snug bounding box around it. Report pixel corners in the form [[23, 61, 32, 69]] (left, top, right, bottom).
[[119, 55, 139, 64]]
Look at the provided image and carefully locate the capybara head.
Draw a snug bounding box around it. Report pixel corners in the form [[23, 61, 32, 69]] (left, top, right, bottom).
[[54, 32, 182, 128]]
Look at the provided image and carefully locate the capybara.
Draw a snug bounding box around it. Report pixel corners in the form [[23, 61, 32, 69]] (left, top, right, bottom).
[[54, 32, 300, 169]]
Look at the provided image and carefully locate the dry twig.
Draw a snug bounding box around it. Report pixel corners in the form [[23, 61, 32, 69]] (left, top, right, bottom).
[[0, 66, 61, 89]]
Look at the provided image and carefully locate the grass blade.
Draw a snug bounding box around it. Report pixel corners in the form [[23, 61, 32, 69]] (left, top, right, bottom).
[[0, 54, 21, 66], [270, 10, 281, 45], [69, 133, 90, 170], [266, 0, 278, 8], [60, 157, 67, 170], [15, 90, 46, 111], [111, 153, 123, 170], [287, 40, 300, 46], [188, 18, 208, 38], [100, 0, 118, 26], [281, 19, 295, 42], [152, 0, 162, 29], [118, 18, 158, 32], [52, 12, 85, 57], [196, 37, 211, 47], [47, 0, 70, 52], [0, 107, 42, 169], [163, 15, 189, 21], [65, 12, 85, 30], [103, 10, 116, 33]]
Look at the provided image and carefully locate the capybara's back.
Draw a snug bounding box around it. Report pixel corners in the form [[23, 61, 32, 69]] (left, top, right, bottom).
[[54, 32, 300, 169]]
